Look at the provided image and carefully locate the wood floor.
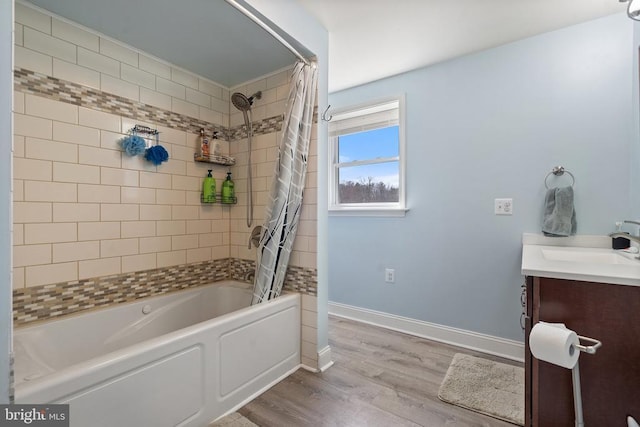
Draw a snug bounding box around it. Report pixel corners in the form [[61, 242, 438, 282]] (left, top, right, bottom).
[[239, 316, 522, 426]]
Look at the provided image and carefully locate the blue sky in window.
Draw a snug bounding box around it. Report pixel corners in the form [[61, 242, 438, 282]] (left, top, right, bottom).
[[338, 126, 399, 187]]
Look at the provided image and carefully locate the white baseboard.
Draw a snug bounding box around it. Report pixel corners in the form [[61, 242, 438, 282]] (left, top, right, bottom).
[[329, 302, 524, 362], [317, 346, 334, 372]]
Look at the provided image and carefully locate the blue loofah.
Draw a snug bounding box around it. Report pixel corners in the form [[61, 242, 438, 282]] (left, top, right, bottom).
[[120, 135, 147, 156], [145, 145, 169, 165]]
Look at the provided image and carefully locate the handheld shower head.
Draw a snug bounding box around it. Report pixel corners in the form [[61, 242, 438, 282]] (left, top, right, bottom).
[[231, 91, 262, 112]]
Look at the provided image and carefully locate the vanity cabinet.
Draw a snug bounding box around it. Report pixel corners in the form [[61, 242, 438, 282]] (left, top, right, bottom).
[[524, 276, 640, 426]]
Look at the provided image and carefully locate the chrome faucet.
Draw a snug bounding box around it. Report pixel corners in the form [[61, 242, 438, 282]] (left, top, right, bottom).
[[248, 225, 263, 249]]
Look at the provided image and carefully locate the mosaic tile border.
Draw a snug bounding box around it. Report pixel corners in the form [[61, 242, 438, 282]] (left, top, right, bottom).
[[14, 67, 286, 141], [13, 258, 318, 326]]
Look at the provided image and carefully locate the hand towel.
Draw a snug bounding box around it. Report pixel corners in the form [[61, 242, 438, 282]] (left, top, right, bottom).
[[542, 186, 577, 237]]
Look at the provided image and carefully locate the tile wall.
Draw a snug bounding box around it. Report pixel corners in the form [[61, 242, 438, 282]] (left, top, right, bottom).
[[12, 2, 320, 367]]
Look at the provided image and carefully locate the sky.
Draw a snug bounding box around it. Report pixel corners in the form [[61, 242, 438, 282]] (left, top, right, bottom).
[[338, 126, 399, 188]]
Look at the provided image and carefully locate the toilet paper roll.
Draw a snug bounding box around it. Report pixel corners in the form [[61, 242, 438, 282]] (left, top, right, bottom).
[[529, 322, 580, 369]]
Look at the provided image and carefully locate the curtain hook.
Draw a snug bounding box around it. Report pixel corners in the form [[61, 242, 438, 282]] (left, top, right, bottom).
[[321, 105, 333, 122]]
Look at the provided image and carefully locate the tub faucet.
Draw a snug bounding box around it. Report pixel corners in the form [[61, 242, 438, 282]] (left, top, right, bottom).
[[248, 226, 262, 249]]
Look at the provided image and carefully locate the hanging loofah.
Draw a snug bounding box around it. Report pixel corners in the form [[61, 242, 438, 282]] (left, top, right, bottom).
[[120, 135, 147, 156], [145, 145, 169, 165]]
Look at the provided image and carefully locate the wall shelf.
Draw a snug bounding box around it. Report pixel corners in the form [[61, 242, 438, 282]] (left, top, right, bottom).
[[194, 153, 236, 166], [201, 193, 237, 205]]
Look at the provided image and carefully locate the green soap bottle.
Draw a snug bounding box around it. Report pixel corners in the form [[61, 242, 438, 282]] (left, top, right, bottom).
[[222, 171, 235, 204], [202, 169, 216, 203]]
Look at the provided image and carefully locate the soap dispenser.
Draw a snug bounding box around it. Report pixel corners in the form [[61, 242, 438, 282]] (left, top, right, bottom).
[[212, 131, 221, 157], [202, 170, 216, 203], [612, 221, 630, 249], [221, 171, 235, 204]]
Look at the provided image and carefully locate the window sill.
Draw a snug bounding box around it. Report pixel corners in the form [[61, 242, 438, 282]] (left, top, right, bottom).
[[328, 207, 408, 217]]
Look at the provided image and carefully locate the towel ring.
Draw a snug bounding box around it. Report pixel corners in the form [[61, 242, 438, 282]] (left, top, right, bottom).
[[544, 166, 575, 190]]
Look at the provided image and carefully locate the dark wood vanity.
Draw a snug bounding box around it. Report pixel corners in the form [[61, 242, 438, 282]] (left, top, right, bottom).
[[524, 276, 640, 426]]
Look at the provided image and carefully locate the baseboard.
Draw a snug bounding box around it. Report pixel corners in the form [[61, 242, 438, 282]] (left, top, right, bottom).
[[317, 346, 333, 372], [329, 302, 524, 362]]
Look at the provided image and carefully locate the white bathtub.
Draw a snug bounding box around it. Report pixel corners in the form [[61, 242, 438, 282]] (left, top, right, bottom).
[[14, 281, 301, 426]]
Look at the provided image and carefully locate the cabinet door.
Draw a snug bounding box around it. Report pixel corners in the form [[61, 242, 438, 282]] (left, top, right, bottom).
[[531, 277, 640, 426]]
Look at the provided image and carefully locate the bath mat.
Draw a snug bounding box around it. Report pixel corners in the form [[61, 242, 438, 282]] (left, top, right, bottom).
[[438, 353, 524, 426], [209, 412, 258, 427]]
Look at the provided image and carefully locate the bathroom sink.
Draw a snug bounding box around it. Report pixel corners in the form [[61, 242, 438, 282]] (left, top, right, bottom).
[[540, 247, 638, 265]]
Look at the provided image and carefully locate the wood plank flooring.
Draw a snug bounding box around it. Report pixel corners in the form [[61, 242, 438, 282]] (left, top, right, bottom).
[[239, 316, 522, 426]]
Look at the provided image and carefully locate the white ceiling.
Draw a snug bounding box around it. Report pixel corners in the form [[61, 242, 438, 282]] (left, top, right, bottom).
[[296, 0, 627, 92]]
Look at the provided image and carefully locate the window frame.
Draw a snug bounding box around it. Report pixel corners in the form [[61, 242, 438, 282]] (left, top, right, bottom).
[[328, 95, 407, 217]]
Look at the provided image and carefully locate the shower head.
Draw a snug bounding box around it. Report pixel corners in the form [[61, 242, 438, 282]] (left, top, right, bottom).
[[231, 91, 262, 112]]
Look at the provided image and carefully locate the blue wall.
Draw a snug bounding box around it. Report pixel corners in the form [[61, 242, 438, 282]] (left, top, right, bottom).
[[328, 14, 635, 341]]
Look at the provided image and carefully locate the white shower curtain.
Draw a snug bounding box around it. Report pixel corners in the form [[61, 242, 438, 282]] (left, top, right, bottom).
[[252, 60, 318, 304]]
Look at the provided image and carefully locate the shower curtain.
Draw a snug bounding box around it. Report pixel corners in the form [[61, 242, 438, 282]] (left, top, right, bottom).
[[252, 60, 318, 304]]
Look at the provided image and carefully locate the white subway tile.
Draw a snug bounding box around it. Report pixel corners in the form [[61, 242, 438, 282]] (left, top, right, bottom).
[[121, 221, 156, 238], [186, 220, 211, 235], [171, 205, 199, 220], [121, 153, 157, 173], [302, 325, 317, 345], [25, 94, 78, 124], [139, 54, 171, 79], [53, 122, 100, 147], [24, 223, 77, 244], [25, 137, 77, 163], [100, 204, 139, 221], [198, 205, 223, 220], [156, 158, 186, 176], [198, 79, 222, 98], [157, 250, 186, 268], [301, 341, 316, 360], [169, 145, 193, 163], [14, 224, 24, 245], [13, 267, 25, 290], [24, 181, 76, 202], [140, 204, 171, 221], [185, 88, 210, 108], [79, 257, 120, 280], [171, 98, 199, 118], [122, 253, 156, 273], [121, 187, 155, 204], [53, 162, 100, 184], [100, 167, 138, 186], [186, 247, 211, 263], [52, 18, 98, 51], [15, 46, 52, 75], [14, 114, 52, 139], [78, 47, 119, 77], [26, 262, 77, 287], [99, 130, 125, 150], [121, 64, 155, 90], [171, 175, 199, 191], [101, 74, 139, 101], [53, 203, 100, 222], [156, 220, 185, 236], [171, 67, 198, 89], [171, 234, 198, 250], [77, 184, 120, 203], [156, 125, 187, 146], [301, 294, 316, 312], [139, 236, 171, 254], [100, 238, 138, 257], [267, 70, 289, 89], [15, 4, 51, 34], [297, 252, 317, 269], [140, 171, 172, 189], [210, 97, 229, 115], [157, 77, 185, 99], [53, 241, 99, 262], [302, 309, 317, 328], [140, 88, 171, 110], [15, 23, 24, 46], [199, 108, 223, 126], [99, 38, 138, 66], [79, 107, 121, 132], [13, 157, 52, 181], [13, 91, 25, 114], [13, 201, 51, 223], [78, 221, 119, 241], [24, 27, 75, 63], [211, 245, 229, 260], [198, 232, 223, 248], [157, 189, 186, 205], [54, 58, 100, 89], [78, 146, 121, 168]]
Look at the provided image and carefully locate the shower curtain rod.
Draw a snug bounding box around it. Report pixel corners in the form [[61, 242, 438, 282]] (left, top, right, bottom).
[[225, 0, 311, 66]]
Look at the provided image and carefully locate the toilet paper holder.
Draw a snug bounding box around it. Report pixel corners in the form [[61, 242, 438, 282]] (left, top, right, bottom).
[[574, 335, 602, 355]]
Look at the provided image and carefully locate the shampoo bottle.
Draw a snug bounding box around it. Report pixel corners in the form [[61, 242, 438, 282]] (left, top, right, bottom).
[[200, 128, 210, 159], [212, 131, 221, 157], [202, 170, 216, 203], [222, 171, 235, 204]]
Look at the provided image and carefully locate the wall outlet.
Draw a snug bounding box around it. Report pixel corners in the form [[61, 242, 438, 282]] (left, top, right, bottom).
[[385, 268, 395, 283], [495, 198, 513, 215]]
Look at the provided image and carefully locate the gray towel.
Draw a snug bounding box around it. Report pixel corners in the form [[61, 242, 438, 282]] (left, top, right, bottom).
[[542, 186, 577, 237]]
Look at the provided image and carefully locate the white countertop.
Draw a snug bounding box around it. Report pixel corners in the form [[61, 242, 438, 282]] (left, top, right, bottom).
[[521, 233, 640, 287]]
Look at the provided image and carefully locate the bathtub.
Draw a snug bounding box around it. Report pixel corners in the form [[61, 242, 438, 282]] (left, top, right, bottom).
[[14, 281, 301, 426]]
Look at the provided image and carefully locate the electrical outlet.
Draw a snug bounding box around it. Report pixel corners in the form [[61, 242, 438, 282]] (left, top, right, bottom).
[[495, 198, 513, 215], [385, 268, 395, 283]]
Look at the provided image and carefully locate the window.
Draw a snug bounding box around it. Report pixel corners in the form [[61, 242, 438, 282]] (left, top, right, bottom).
[[328, 97, 406, 216]]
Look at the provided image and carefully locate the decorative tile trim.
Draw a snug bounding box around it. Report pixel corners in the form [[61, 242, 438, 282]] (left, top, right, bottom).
[[14, 67, 286, 141], [13, 258, 317, 326]]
